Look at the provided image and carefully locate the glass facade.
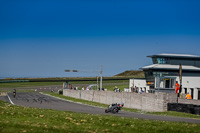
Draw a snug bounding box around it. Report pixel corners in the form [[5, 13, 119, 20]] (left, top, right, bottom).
[[145, 71, 178, 80], [157, 58, 167, 64], [152, 56, 200, 67], [152, 57, 167, 64]]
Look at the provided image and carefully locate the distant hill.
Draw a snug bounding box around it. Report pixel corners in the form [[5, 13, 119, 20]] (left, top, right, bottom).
[[114, 70, 145, 78]]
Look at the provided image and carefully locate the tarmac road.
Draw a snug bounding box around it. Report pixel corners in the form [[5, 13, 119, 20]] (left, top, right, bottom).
[[6, 92, 200, 124]]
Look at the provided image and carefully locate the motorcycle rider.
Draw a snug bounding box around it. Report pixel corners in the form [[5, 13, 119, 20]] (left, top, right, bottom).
[[119, 103, 124, 108], [13, 89, 16, 98], [105, 102, 124, 113]]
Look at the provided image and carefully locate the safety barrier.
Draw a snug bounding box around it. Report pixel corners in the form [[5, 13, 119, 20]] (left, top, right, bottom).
[[0, 80, 30, 83], [168, 103, 200, 115]]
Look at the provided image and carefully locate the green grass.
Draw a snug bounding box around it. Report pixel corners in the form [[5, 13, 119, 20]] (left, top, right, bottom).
[[70, 79, 129, 84], [70, 79, 129, 91], [0, 76, 134, 82], [103, 84, 129, 91], [45, 92, 200, 119], [0, 82, 63, 89], [0, 80, 129, 92], [0, 100, 200, 133], [0, 79, 128, 88]]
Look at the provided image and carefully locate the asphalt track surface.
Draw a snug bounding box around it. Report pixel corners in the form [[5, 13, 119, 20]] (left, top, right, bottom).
[[6, 92, 200, 124]]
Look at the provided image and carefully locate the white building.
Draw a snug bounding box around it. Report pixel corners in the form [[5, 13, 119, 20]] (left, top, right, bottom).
[[129, 53, 200, 100]]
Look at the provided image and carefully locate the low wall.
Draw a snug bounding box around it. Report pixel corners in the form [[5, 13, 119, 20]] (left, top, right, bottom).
[[63, 89, 178, 112]]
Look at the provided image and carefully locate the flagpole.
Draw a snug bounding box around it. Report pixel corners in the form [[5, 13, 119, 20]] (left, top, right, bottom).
[[177, 64, 182, 103]]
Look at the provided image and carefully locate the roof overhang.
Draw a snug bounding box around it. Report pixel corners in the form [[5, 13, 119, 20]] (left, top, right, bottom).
[[147, 53, 200, 59], [141, 64, 200, 71]]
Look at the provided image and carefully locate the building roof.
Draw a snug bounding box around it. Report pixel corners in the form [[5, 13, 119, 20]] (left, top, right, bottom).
[[147, 53, 200, 59], [142, 64, 200, 71]]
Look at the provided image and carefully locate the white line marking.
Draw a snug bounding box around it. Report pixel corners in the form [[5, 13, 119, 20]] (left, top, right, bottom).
[[7, 93, 15, 105]]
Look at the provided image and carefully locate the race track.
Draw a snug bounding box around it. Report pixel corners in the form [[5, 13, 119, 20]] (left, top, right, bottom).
[[6, 92, 200, 124]]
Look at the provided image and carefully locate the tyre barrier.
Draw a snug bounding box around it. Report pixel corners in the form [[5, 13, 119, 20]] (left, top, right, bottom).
[[167, 103, 200, 115]]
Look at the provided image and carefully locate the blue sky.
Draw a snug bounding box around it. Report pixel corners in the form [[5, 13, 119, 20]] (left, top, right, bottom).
[[0, 0, 200, 78]]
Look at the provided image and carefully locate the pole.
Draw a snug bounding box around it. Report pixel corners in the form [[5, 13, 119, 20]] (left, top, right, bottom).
[[97, 76, 99, 90], [179, 64, 182, 97], [100, 65, 103, 90], [65, 66, 103, 90], [177, 64, 182, 103]]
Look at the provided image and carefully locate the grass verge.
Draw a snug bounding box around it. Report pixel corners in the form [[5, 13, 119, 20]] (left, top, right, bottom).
[[0, 82, 63, 89], [0, 100, 200, 133], [0, 80, 129, 91]]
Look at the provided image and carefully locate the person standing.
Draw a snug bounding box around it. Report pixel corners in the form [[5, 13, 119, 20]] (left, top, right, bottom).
[[131, 86, 135, 92], [175, 81, 180, 94], [114, 86, 118, 92], [82, 86, 85, 90], [135, 86, 138, 93]]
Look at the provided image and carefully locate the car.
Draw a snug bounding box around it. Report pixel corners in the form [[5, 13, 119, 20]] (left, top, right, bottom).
[[86, 84, 98, 90]]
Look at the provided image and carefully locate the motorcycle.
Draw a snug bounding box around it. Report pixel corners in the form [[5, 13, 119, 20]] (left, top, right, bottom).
[[13, 89, 16, 98], [105, 103, 124, 113]]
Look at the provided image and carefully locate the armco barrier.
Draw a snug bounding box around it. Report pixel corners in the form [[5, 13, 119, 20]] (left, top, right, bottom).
[[63, 89, 179, 112], [168, 103, 200, 115]]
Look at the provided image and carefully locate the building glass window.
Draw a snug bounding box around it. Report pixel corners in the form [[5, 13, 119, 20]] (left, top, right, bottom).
[[153, 72, 169, 77], [157, 58, 166, 64], [152, 58, 157, 64]]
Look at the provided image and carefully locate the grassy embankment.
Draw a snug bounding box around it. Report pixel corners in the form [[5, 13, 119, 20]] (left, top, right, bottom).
[[0, 100, 200, 133]]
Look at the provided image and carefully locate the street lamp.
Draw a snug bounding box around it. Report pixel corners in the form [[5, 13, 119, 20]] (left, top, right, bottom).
[[64, 65, 103, 90]]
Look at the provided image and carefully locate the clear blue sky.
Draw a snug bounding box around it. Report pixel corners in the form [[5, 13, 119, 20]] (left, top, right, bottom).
[[0, 0, 200, 78]]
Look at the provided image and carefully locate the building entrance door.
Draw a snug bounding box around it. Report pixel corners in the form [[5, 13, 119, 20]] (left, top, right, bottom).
[[191, 88, 194, 99], [198, 88, 200, 100], [165, 79, 170, 88]]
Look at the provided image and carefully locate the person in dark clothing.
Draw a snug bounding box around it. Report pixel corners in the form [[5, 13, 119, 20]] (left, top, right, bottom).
[[13, 89, 16, 98], [135, 86, 138, 93]]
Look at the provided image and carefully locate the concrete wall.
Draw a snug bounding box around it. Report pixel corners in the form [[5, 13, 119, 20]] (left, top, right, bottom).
[[63, 89, 178, 112]]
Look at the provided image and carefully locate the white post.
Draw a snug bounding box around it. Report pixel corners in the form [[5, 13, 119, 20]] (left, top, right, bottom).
[[97, 76, 99, 90], [100, 65, 103, 90]]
